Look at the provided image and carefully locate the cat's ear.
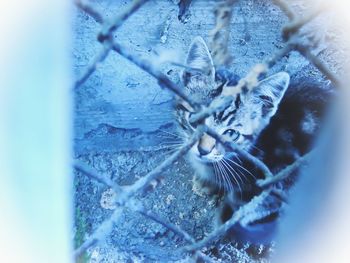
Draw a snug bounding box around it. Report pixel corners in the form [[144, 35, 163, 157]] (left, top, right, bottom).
[[181, 36, 215, 86], [251, 72, 290, 119]]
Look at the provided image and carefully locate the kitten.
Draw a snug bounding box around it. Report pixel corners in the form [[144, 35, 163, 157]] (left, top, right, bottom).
[[175, 36, 333, 243], [176, 36, 289, 192]]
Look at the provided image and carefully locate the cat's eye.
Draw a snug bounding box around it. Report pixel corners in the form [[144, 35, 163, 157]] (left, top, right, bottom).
[[223, 129, 240, 141]]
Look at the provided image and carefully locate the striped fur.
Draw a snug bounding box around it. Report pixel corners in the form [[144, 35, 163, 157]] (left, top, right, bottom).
[[176, 37, 289, 191]]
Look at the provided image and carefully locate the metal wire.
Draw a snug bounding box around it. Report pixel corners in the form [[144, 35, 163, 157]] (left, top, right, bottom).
[[73, 0, 339, 260]]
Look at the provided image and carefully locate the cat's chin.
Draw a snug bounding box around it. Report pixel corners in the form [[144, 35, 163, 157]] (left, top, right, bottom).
[[188, 154, 215, 182]]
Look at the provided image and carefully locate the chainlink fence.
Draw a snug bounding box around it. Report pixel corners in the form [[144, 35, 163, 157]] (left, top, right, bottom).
[[73, 0, 340, 261]]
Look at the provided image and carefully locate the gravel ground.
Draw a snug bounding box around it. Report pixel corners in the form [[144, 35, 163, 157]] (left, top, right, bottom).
[[74, 147, 273, 262]]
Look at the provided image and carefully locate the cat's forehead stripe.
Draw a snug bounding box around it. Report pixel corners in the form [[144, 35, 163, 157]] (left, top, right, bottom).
[[220, 94, 240, 121], [216, 111, 224, 121], [234, 94, 241, 108], [227, 115, 236, 126], [222, 108, 237, 122]]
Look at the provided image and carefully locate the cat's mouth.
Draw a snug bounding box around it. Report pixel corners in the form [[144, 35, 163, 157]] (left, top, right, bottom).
[[188, 142, 226, 163], [190, 148, 239, 165], [192, 153, 224, 163]]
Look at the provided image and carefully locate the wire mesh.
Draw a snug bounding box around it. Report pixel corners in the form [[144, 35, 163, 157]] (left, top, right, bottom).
[[73, 0, 340, 261]]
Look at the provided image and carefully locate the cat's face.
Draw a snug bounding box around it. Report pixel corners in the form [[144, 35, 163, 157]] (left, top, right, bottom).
[[176, 37, 290, 164]]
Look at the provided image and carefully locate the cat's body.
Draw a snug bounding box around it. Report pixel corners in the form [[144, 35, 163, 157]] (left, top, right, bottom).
[[215, 70, 333, 245], [175, 37, 333, 244]]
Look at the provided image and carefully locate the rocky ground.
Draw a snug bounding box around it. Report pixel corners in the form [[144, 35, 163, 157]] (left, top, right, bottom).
[[74, 146, 273, 262]]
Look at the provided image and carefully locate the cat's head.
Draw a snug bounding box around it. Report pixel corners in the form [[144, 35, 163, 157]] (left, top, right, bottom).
[[176, 37, 290, 163]]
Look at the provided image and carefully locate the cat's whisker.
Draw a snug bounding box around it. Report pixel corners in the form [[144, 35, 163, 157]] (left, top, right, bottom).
[[224, 161, 242, 199], [231, 162, 250, 184], [234, 155, 243, 164], [223, 157, 249, 183], [225, 158, 255, 182], [217, 161, 229, 193], [219, 162, 231, 193], [221, 159, 243, 184], [162, 149, 179, 158], [159, 140, 181, 144], [162, 144, 184, 154], [165, 146, 181, 151], [221, 159, 244, 186], [158, 129, 180, 137], [224, 157, 256, 180], [236, 166, 250, 183], [225, 164, 236, 194], [160, 146, 183, 152], [159, 142, 184, 147], [221, 159, 245, 199], [158, 129, 183, 139], [158, 138, 185, 147], [222, 163, 233, 194], [219, 160, 241, 195]]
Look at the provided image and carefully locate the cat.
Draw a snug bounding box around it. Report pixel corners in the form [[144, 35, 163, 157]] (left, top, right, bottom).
[[175, 36, 333, 244], [176, 36, 290, 194]]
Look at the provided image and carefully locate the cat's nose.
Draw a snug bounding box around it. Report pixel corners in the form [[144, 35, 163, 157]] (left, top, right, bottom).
[[198, 145, 211, 156], [198, 134, 216, 156]]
